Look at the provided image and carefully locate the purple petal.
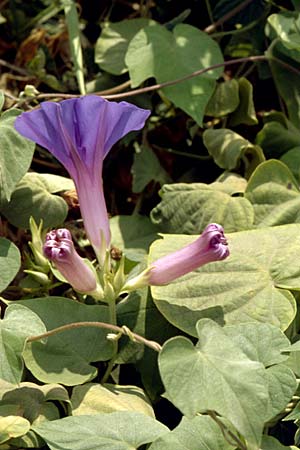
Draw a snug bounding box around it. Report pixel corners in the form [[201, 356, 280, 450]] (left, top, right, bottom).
[[149, 223, 229, 285], [14, 96, 151, 175], [43, 228, 97, 293]]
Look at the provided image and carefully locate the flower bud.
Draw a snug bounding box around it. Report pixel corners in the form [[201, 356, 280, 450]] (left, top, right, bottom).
[[122, 223, 229, 291], [43, 228, 102, 297], [149, 223, 229, 285]]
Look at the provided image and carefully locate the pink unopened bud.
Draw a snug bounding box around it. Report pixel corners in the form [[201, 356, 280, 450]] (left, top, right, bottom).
[[43, 229, 98, 294], [148, 223, 229, 286]]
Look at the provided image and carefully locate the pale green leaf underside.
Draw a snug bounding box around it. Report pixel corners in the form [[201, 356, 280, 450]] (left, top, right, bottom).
[[33, 412, 169, 450]]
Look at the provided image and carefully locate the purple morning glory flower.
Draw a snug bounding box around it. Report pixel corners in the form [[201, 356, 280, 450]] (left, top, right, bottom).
[[148, 223, 229, 285], [44, 228, 102, 297], [122, 223, 229, 291], [15, 96, 150, 263]]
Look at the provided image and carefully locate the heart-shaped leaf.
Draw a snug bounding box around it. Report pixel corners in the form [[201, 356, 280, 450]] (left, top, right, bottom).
[[19, 297, 114, 385], [125, 24, 223, 125], [33, 412, 169, 450], [158, 319, 269, 449], [0, 172, 68, 228]]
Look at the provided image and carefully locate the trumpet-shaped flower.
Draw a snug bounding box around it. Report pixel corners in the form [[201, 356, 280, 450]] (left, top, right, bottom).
[[44, 228, 102, 298], [15, 96, 150, 263], [149, 223, 229, 285], [122, 223, 229, 290]]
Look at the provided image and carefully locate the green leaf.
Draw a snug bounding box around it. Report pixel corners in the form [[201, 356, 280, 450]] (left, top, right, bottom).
[[150, 182, 254, 234], [19, 297, 114, 385], [264, 364, 297, 422], [229, 77, 258, 126], [149, 415, 232, 450], [0, 416, 30, 445], [131, 145, 171, 193], [0, 172, 69, 228], [256, 117, 300, 158], [205, 79, 239, 117], [125, 24, 223, 125], [0, 304, 46, 384], [158, 319, 269, 449], [110, 215, 159, 262], [203, 128, 265, 177], [245, 160, 300, 227], [71, 383, 154, 417], [37, 173, 75, 193], [224, 322, 291, 367], [0, 109, 35, 203], [149, 225, 299, 336], [280, 147, 300, 181], [0, 238, 20, 293], [267, 12, 300, 57], [33, 412, 169, 450], [95, 19, 155, 75], [0, 382, 70, 424]]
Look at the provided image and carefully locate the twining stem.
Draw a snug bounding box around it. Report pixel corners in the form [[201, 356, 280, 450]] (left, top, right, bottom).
[[27, 321, 162, 352], [204, 0, 254, 34], [11, 53, 300, 105], [207, 410, 248, 450], [100, 299, 118, 383], [19, 55, 267, 103]]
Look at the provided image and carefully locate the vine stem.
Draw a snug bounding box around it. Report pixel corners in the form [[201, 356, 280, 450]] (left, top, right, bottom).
[[207, 410, 248, 450], [204, 0, 254, 34], [27, 321, 162, 352], [8, 54, 300, 105], [28, 55, 267, 103]]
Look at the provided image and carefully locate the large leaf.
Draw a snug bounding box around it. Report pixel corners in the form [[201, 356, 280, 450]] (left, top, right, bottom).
[[0, 304, 46, 384], [0, 172, 69, 228], [33, 412, 169, 450], [149, 415, 232, 450], [245, 160, 300, 226], [0, 238, 20, 293], [95, 19, 155, 75], [0, 109, 35, 203], [19, 297, 114, 385], [158, 319, 269, 449], [149, 225, 299, 336], [71, 383, 154, 417], [125, 24, 223, 125], [203, 128, 265, 177], [224, 322, 291, 367], [150, 182, 254, 234]]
